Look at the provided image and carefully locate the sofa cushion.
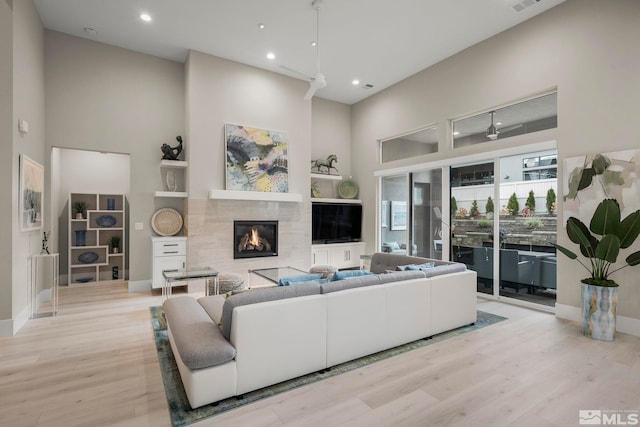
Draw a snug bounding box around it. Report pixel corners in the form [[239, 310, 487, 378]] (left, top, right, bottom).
[[278, 273, 323, 286], [221, 283, 321, 340], [370, 252, 438, 274], [321, 274, 381, 293], [309, 264, 339, 279], [400, 262, 436, 271], [422, 263, 467, 277], [377, 270, 426, 284], [332, 270, 373, 281], [197, 295, 226, 325], [163, 296, 236, 370]]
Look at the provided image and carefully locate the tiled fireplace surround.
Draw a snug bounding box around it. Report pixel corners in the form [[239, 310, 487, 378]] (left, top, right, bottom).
[[184, 199, 312, 282]]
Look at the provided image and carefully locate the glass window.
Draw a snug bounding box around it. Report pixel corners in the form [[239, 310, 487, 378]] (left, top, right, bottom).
[[453, 92, 557, 148], [381, 126, 438, 163]]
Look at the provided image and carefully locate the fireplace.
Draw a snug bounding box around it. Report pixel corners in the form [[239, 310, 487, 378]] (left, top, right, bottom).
[[234, 220, 278, 259]]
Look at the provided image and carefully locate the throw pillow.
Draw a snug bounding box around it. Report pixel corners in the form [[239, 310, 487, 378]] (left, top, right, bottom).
[[405, 262, 436, 271], [332, 270, 374, 281], [278, 273, 323, 286]]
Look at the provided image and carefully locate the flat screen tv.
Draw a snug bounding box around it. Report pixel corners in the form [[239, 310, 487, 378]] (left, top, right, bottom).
[[312, 203, 362, 244]]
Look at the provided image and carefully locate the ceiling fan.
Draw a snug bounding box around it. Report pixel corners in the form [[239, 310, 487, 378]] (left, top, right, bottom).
[[280, 0, 327, 100], [486, 111, 499, 140]]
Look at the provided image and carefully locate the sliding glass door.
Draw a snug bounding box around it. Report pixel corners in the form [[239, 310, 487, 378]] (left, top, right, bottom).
[[449, 151, 557, 305]]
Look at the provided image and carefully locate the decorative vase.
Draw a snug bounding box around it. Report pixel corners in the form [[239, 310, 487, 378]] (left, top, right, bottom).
[[165, 170, 177, 192], [581, 283, 617, 341], [112, 266, 119, 280], [113, 247, 119, 254], [74, 230, 87, 246], [107, 198, 115, 210], [76, 213, 83, 220]]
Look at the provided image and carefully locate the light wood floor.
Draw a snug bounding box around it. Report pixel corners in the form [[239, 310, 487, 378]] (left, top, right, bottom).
[[1, 283, 639, 427]]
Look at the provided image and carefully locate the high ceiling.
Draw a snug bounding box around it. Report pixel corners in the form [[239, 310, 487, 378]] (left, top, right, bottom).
[[33, 0, 566, 105]]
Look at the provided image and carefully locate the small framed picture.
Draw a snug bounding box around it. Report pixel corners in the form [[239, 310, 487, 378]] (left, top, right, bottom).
[[19, 155, 44, 232], [391, 201, 407, 231]]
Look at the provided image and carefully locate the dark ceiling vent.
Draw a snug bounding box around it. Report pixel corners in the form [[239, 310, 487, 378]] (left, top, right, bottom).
[[363, 84, 374, 89]]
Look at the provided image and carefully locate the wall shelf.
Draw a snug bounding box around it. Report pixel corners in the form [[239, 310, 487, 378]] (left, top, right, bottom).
[[311, 197, 361, 204], [209, 189, 302, 202], [154, 191, 188, 198], [311, 173, 342, 181]]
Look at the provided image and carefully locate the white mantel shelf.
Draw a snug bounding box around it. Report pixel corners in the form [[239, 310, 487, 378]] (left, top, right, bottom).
[[312, 197, 362, 204], [209, 189, 302, 202], [311, 173, 342, 181]]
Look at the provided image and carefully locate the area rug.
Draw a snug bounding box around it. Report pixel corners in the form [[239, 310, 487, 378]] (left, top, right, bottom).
[[150, 306, 506, 427]]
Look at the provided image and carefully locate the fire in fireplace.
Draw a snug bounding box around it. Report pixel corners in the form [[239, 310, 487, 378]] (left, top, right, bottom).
[[233, 220, 278, 259]]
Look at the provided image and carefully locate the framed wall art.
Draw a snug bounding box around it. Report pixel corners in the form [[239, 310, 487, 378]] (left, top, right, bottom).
[[390, 200, 407, 231], [225, 123, 288, 193], [381, 200, 388, 228], [20, 155, 44, 231]]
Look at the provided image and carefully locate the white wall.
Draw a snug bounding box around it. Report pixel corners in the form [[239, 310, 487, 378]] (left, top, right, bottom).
[[351, 0, 640, 321], [184, 50, 313, 276], [5, 0, 45, 335], [45, 31, 184, 283], [0, 0, 13, 330]]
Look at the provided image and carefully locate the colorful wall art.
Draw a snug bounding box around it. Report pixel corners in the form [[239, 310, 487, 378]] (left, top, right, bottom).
[[563, 149, 640, 223], [225, 124, 288, 193], [20, 155, 44, 231]]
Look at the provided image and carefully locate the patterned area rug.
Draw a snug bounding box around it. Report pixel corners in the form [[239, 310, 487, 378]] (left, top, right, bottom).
[[150, 306, 506, 427]]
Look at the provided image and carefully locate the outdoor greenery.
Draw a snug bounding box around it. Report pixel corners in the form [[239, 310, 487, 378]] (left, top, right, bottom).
[[525, 217, 544, 229], [477, 219, 492, 228], [470, 200, 480, 217], [526, 190, 536, 212], [507, 193, 520, 216], [451, 197, 457, 218], [546, 188, 556, 214], [485, 197, 494, 214], [553, 199, 640, 287]]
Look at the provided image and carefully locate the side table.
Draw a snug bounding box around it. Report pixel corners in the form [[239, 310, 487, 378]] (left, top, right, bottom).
[[29, 253, 59, 318], [162, 267, 219, 300]]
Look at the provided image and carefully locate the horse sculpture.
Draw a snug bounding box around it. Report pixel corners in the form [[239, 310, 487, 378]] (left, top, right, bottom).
[[311, 154, 339, 174]]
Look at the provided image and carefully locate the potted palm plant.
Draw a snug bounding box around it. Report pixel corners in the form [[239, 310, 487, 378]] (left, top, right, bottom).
[[553, 199, 640, 341], [108, 235, 121, 254]]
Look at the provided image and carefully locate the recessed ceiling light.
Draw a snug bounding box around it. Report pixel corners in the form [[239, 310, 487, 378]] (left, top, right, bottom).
[[83, 27, 98, 35], [140, 13, 152, 22], [311, 41, 317, 47], [453, 131, 460, 136], [352, 79, 360, 86], [496, 122, 503, 126], [258, 23, 265, 29], [266, 52, 276, 60]]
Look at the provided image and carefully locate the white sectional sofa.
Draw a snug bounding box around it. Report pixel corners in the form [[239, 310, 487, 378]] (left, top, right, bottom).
[[163, 253, 477, 408]]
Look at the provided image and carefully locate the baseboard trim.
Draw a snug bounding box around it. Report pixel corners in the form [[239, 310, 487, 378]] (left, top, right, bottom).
[[556, 303, 640, 337], [128, 280, 151, 293]]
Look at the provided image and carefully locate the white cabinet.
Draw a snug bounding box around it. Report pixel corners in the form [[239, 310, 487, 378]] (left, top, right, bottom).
[[68, 193, 126, 285], [312, 242, 365, 269], [152, 236, 187, 289], [155, 160, 188, 198]]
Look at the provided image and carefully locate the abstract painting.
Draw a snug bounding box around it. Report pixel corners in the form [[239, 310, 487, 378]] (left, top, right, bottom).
[[20, 155, 44, 231], [563, 149, 640, 223], [225, 124, 288, 193], [391, 201, 407, 230]]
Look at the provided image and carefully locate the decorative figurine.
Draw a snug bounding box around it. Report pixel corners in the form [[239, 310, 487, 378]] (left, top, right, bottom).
[[161, 135, 184, 160], [311, 154, 339, 174], [41, 231, 50, 255]]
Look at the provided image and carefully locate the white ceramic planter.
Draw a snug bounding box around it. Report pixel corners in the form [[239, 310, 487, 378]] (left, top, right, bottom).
[[581, 283, 618, 341]]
